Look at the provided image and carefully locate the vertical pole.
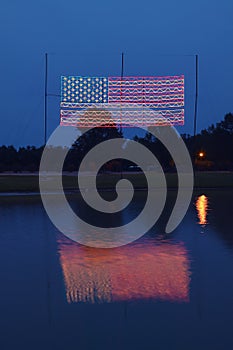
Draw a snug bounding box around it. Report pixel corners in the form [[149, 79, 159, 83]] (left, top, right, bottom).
[[120, 52, 124, 177], [121, 52, 124, 78], [193, 54, 198, 138], [193, 54, 198, 165], [43, 55, 52, 327], [120, 52, 124, 134], [44, 53, 48, 145]]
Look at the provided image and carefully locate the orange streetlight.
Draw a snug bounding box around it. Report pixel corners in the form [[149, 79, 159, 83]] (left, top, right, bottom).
[[199, 152, 204, 158]]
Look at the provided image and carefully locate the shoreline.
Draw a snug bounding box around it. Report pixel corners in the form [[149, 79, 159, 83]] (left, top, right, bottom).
[[0, 187, 232, 198], [0, 171, 232, 194]]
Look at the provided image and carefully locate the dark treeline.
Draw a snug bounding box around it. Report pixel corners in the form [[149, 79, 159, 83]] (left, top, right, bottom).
[[0, 113, 233, 172], [0, 146, 44, 172], [135, 112, 233, 171]]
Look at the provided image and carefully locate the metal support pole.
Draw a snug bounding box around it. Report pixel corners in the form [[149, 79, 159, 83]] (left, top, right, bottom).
[[44, 53, 48, 145], [120, 52, 124, 177], [193, 54, 199, 165]]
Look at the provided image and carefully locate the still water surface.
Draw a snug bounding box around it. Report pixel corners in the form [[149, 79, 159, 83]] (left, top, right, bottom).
[[0, 190, 233, 350]]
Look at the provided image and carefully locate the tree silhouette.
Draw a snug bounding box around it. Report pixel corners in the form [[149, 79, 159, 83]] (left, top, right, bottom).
[[65, 107, 122, 172], [0, 112, 232, 172]]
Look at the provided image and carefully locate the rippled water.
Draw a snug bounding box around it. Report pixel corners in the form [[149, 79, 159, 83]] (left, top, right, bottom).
[[0, 190, 233, 350]]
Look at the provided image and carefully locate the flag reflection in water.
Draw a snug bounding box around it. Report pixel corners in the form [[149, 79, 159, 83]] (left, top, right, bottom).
[[58, 236, 191, 304], [196, 194, 208, 225]]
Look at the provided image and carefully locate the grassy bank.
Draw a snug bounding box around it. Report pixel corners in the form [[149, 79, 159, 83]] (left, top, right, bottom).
[[0, 171, 232, 193]]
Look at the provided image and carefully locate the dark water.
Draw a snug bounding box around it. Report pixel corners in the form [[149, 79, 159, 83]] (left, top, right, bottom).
[[0, 190, 233, 350]]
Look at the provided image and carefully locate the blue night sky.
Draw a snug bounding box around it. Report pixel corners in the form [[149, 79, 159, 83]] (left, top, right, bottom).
[[0, 0, 232, 147]]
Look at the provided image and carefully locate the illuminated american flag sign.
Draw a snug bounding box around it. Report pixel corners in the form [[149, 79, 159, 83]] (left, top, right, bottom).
[[60, 75, 184, 127]]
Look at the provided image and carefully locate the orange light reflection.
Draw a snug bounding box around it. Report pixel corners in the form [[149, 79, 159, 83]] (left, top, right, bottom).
[[196, 194, 208, 225], [58, 237, 191, 304]]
